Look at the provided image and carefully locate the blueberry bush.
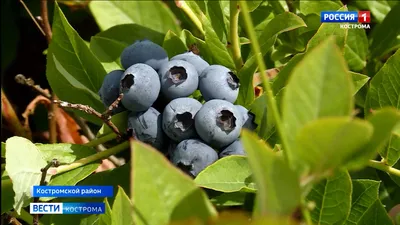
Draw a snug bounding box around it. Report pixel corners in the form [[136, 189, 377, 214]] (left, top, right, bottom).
[[2, 1, 400, 225]]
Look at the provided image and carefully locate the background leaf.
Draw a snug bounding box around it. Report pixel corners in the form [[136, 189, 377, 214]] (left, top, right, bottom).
[[89, 0, 180, 34], [345, 180, 394, 225], [163, 30, 188, 58], [46, 2, 107, 124], [90, 24, 165, 73], [240, 130, 301, 216], [306, 170, 352, 225], [365, 50, 400, 166], [97, 111, 128, 137], [369, 3, 400, 59], [344, 29, 368, 71], [195, 156, 256, 193], [36, 143, 100, 200]]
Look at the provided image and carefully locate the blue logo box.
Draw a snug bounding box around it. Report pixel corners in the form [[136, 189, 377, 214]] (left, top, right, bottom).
[[320, 11, 358, 23]]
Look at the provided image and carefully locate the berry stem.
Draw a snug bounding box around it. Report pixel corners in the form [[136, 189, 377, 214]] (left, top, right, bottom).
[[368, 160, 400, 178], [301, 199, 313, 225], [84, 133, 118, 147], [229, 1, 243, 70], [238, 1, 291, 163], [54, 141, 129, 175], [176, 1, 205, 35]]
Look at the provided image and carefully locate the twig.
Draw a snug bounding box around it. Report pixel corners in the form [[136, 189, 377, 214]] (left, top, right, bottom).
[[229, 1, 243, 70], [40, 0, 52, 43], [53, 100, 122, 139], [285, 0, 296, 13], [101, 93, 124, 120], [15, 74, 52, 99], [33, 159, 60, 225], [1, 89, 32, 139], [368, 160, 400, 177], [19, 0, 46, 36], [39, 0, 57, 144]]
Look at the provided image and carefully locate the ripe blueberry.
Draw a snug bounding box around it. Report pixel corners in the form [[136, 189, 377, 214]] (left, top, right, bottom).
[[120, 63, 160, 112], [120, 39, 168, 71], [199, 65, 240, 103], [219, 140, 245, 158], [195, 99, 243, 148], [170, 51, 210, 75], [171, 139, 218, 177], [127, 107, 165, 150], [98, 69, 126, 114], [162, 97, 202, 142], [235, 105, 258, 130], [158, 60, 199, 100]]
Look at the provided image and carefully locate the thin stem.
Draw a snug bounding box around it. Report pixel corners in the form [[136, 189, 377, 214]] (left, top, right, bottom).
[[176, 0, 205, 35], [19, 0, 46, 36], [73, 115, 122, 166], [301, 201, 313, 225], [39, 0, 57, 144], [229, 1, 243, 70], [238, 1, 290, 162], [84, 133, 118, 148], [368, 160, 400, 177], [40, 0, 52, 43], [54, 141, 129, 175], [1, 89, 32, 139]]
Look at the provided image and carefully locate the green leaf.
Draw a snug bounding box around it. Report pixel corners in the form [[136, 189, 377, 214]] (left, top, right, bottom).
[[248, 12, 307, 61], [131, 141, 217, 225], [89, 0, 180, 34], [97, 111, 128, 137], [90, 24, 165, 73], [5, 137, 52, 214], [306, 170, 352, 225], [365, 50, 400, 165], [40, 164, 131, 225], [306, 6, 348, 52], [203, 17, 235, 70], [36, 143, 100, 200], [365, 49, 400, 112], [344, 29, 368, 71], [162, 30, 188, 58], [111, 187, 134, 225], [236, 56, 258, 107], [298, 1, 342, 15], [46, 2, 107, 124], [272, 53, 305, 95], [350, 72, 370, 95], [204, 0, 228, 42], [1, 176, 15, 214], [240, 130, 301, 216], [282, 37, 353, 165], [345, 180, 394, 225], [210, 191, 248, 207], [293, 117, 373, 175], [369, 3, 400, 59], [349, 109, 400, 170], [194, 156, 256, 193], [98, 198, 112, 225], [180, 29, 214, 65]]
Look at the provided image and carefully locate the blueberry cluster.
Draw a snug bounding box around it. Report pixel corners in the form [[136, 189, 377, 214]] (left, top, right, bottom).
[[98, 40, 257, 177]]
